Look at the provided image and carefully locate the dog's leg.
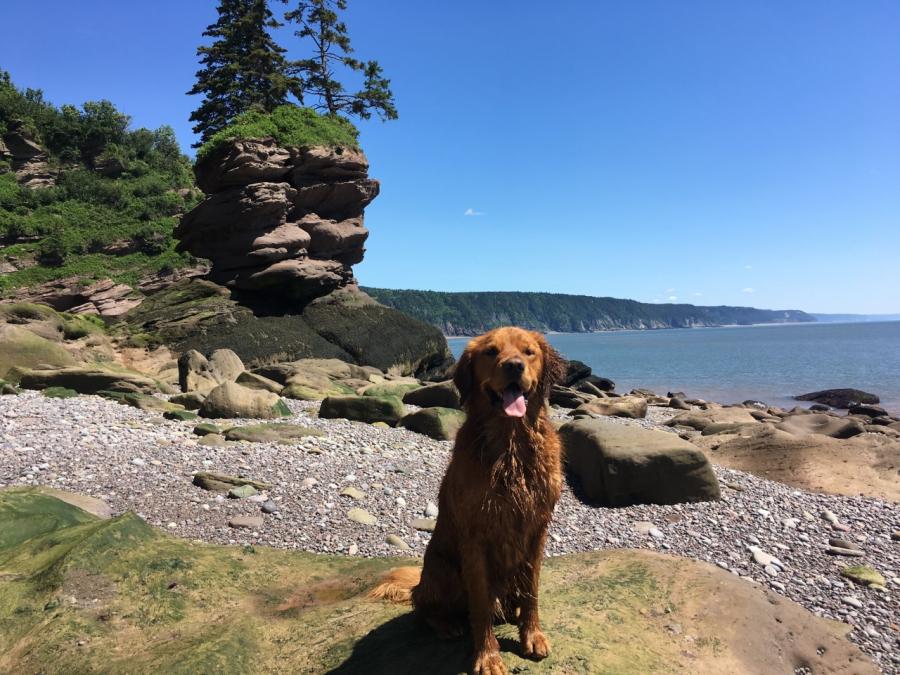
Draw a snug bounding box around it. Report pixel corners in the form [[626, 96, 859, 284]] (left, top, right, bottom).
[[517, 531, 551, 660], [462, 549, 507, 675], [412, 547, 466, 639]]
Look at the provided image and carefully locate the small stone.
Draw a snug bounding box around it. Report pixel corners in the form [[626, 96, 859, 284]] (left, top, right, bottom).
[[425, 501, 439, 518], [385, 534, 410, 550], [821, 510, 839, 524], [348, 543, 358, 555], [827, 546, 864, 558], [831, 522, 851, 532], [749, 546, 783, 569], [781, 518, 799, 529], [764, 565, 779, 577], [347, 508, 377, 526], [131, 458, 145, 466], [828, 538, 862, 552], [167, 522, 177, 529], [840, 596, 863, 609], [228, 485, 258, 499], [395, 496, 407, 508], [228, 515, 264, 529], [300, 477, 318, 489], [890, 531, 900, 542], [340, 486, 365, 500], [261, 500, 278, 514], [412, 517, 436, 532], [648, 527, 664, 539], [633, 521, 656, 535]]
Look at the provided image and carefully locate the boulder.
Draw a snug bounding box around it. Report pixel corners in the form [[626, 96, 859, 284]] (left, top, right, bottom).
[[198, 381, 292, 419], [192, 472, 271, 492], [847, 403, 888, 418], [207, 348, 244, 383], [17, 366, 160, 395], [361, 379, 420, 398], [560, 418, 720, 506], [402, 380, 461, 409], [399, 407, 466, 440], [318, 395, 405, 426], [776, 413, 866, 439], [194, 138, 293, 193], [666, 407, 759, 432], [573, 380, 605, 397], [550, 384, 595, 409], [235, 371, 283, 393], [563, 359, 592, 386], [177, 349, 217, 393], [572, 396, 648, 419], [669, 397, 691, 411], [224, 423, 324, 443], [583, 374, 616, 392], [794, 388, 879, 408], [170, 391, 205, 410]]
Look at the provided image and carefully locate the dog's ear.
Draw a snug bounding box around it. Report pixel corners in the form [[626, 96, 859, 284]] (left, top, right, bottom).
[[452, 347, 474, 406], [539, 340, 567, 400]]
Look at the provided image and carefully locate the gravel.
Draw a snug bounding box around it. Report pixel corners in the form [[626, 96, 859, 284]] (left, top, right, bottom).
[[1, 391, 897, 673]]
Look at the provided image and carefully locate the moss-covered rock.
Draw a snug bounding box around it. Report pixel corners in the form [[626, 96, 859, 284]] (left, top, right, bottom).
[[41, 386, 78, 399], [319, 395, 405, 426], [163, 409, 198, 422], [0, 488, 878, 674], [362, 380, 421, 398], [399, 407, 466, 441], [191, 472, 271, 492], [17, 366, 162, 395], [0, 324, 75, 379], [121, 279, 453, 380], [198, 381, 292, 420], [840, 565, 886, 587]]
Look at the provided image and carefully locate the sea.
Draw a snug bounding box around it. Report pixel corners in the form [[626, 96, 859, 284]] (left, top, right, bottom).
[[446, 321, 900, 415]]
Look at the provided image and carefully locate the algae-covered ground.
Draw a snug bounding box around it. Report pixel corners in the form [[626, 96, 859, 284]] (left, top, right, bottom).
[[0, 488, 875, 675]]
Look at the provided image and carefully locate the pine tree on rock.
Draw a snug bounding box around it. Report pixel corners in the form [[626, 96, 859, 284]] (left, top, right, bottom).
[[284, 0, 398, 122], [187, 0, 301, 145]]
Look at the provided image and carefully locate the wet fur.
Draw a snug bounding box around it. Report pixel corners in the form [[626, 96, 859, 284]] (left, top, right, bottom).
[[370, 327, 566, 674]]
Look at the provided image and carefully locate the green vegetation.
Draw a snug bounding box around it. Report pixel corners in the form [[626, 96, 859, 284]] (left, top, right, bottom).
[[187, 0, 301, 145], [363, 288, 816, 336], [196, 105, 359, 160], [41, 386, 78, 399], [0, 71, 199, 293]]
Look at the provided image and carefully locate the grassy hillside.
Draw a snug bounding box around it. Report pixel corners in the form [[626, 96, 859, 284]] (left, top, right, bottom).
[[363, 288, 815, 335], [0, 71, 200, 293]]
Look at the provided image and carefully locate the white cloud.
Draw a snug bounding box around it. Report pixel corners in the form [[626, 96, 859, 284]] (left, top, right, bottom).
[[742, 287, 755, 293], [692, 292, 703, 297], [668, 295, 678, 301], [665, 287, 676, 294], [463, 208, 485, 217], [744, 265, 753, 270], [652, 298, 661, 303]]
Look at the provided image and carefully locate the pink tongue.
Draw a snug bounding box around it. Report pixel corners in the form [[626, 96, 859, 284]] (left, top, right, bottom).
[[502, 389, 527, 417]]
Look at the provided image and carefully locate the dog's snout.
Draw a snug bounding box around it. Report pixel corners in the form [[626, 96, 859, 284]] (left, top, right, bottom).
[[502, 359, 525, 376]]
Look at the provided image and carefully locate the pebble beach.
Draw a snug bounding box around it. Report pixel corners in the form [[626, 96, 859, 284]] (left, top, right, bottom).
[[1, 391, 897, 673]]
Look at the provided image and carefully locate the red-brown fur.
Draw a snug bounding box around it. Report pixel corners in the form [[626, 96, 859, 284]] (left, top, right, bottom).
[[370, 327, 566, 675]]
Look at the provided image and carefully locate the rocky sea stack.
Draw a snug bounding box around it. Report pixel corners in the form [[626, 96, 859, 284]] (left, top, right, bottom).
[[176, 139, 377, 302]]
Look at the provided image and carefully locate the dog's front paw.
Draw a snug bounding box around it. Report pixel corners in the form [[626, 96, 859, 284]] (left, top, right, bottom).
[[521, 628, 551, 660], [473, 649, 508, 675]]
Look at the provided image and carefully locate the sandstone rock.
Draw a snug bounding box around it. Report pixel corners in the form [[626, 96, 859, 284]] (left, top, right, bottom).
[[319, 395, 404, 425], [235, 371, 283, 393], [572, 396, 648, 419], [550, 384, 595, 409], [399, 407, 466, 440], [198, 381, 291, 419], [224, 423, 323, 443], [194, 138, 292, 193], [290, 145, 368, 180], [665, 407, 759, 431], [177, 350, 218, 394], [17, 366, 160, 395], [847, 403, 888, 418], [192, 472, 271, 492], [6, 279, 141, 317], [228, 515, 263, 529], [170, 391, 205, 410], [669, 397, 691, 410], [207, 348, 244, 383], [560, 418, 720, 506], [776, 413, 866, 439], [0, 324, 75, 379], [361, 379, 420, 398], [794, 388, 879, 408], [402, 380, 461, 409], [563, 359, 592, 386]]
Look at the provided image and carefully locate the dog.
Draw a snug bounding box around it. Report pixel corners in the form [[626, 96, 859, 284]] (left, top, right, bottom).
[[371, 326, 566, 675]]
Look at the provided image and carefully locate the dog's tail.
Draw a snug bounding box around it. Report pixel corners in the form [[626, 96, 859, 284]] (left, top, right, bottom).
[[368, 566, 421, 604]]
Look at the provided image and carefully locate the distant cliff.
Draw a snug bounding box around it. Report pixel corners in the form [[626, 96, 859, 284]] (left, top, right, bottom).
[[363, 288, 815, 336]]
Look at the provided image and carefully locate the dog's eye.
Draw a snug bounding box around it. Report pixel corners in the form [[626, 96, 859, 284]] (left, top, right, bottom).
[[524, 348, 535, 357], [484, 346, 499, 357]]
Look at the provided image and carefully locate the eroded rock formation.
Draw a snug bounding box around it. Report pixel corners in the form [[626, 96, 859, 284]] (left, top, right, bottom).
[[0, 120, 57, 189], [175, 139, 378, 301]]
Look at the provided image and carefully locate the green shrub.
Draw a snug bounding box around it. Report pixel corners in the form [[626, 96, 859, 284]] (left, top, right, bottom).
[[196, 105, 359, 160], [42, 386, 79, 399]]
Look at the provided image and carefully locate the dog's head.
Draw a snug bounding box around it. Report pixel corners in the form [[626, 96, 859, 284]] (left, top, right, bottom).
[[453, 327, 566, 418]]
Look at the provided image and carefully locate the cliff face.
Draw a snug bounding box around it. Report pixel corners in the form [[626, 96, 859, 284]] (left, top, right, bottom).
[[0, 120, 57, 189], [175, 139, 377, 302]]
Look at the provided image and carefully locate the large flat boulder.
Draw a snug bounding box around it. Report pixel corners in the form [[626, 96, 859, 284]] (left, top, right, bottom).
[[0, 324, 75, 379], [402, 380, 461, 409], [794, 388, 880, 408], [560, 418, 720, 506], [776, 413, 866, 439], [666, 407, 759, 431], [319, 394, 405, 425], [15, 366, 161, 395], [0, 488, 877, 675], [571, 395, 648, 419]]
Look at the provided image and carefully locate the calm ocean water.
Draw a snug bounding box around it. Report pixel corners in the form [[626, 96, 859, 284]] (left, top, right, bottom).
[[447, 321, 900, 414]]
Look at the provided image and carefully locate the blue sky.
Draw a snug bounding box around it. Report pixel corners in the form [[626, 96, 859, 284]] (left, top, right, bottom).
[[2, 1, 898, 313]]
